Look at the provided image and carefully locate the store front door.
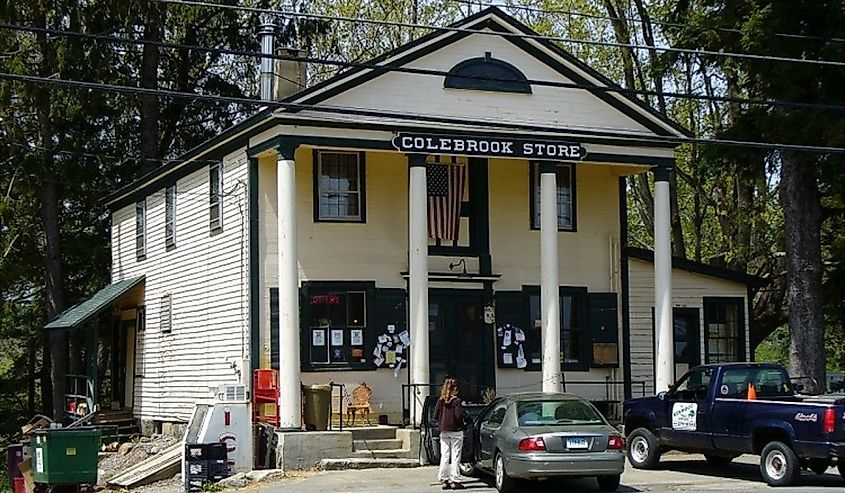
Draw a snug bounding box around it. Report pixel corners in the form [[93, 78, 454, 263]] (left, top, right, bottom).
[[429, 289, 494, 403]]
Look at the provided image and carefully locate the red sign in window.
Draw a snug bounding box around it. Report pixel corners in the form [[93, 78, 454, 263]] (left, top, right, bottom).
[[310, 294, 341, 305]]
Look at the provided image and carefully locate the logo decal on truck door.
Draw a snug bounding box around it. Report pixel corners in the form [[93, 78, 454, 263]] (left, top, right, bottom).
[[672, 402, 698, 431]]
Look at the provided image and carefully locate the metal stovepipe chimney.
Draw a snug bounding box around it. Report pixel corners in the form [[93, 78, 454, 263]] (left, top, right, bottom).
[[259, 21, 276, 101]]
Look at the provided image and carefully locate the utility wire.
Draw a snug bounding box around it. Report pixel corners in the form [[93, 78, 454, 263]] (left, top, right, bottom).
[[149, 0, 845, 68], [4, 71, 845, 155], [3, 23, 845, 113], [450, 0, 845, 44]]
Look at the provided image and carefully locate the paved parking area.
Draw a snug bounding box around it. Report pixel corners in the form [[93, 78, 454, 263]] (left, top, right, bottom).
[[254, 454, 844, 493]]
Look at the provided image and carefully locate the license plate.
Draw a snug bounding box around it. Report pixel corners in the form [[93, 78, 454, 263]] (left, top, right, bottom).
[[566, 437, 589, 450]]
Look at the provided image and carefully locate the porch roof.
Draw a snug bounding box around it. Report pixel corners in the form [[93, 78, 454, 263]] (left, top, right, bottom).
[[43, 275, 145, 330]]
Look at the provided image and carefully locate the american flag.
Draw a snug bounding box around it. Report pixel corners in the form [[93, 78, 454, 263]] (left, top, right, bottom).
[[427, 162, 467, 241]]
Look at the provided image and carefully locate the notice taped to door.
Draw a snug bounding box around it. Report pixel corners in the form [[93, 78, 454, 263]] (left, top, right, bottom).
[[671, 402, 698, 431]]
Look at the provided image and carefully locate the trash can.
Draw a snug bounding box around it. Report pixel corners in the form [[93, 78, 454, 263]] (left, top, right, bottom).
[[302, 384, 331, 431], [32, 428, 100, 485]]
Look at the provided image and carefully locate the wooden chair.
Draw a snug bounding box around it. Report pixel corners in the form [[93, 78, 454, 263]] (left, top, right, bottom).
[[346, 383, 373, 426]]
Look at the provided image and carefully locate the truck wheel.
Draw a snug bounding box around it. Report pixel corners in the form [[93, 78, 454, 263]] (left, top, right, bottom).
[[760, 441, 800, 486], [704, 454, 735, 466], [626, 428, 661, 469]]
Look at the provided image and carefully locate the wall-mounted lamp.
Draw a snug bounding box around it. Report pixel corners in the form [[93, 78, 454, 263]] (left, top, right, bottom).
[[449, 258, 468, 276]]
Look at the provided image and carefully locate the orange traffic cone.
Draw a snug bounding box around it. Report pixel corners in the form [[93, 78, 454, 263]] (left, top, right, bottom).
[[747, 383, 757, 400]]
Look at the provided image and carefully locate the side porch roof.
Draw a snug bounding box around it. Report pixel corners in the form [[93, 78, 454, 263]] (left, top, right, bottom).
[[43, 275, 145, 330]]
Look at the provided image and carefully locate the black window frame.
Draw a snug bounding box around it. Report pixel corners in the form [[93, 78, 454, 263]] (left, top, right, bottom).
[[209, 161, 223, 232], [135, 199, 146, 260], [703, 297, 746, 364], [165, 184, 177, 249], [529, 162, 577, 232], [298, 281, 376, 371], [313, 150, 366, 223]]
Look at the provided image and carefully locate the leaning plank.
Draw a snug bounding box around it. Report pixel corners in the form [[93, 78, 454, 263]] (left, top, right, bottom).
[[107, 441, 182, 489]]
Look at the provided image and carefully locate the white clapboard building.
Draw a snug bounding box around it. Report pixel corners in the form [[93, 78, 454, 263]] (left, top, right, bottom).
[[46, 7, 764, 431]]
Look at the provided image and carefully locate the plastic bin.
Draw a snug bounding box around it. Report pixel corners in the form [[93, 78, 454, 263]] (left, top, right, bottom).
[[302, 384, 331, 431], [32, 428, 100, 485]]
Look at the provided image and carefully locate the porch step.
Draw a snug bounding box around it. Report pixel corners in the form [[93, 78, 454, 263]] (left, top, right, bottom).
[[350, 426, 398, 441], [320, 458, 419, 470], [352, 439, 403, 451], [350, 448, 414, 460]]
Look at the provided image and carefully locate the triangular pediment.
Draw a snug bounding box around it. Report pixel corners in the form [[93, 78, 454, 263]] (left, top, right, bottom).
[[284, 8, 688, 140]]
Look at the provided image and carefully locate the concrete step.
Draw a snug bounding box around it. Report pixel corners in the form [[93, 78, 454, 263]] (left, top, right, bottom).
[[350, 426, 398, 441], [350, 449, 413, 460], [320, 458, 419, 470], [352, 439, 403, 451]]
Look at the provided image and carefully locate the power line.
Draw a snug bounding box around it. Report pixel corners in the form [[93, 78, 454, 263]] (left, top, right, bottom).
[[149, 0, 845, 68], [4, 23, 845, 113], [450, 0, 845, 44], [4, 71, 845, 155]]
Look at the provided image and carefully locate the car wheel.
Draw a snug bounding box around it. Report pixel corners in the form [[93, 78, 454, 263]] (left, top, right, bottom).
[[760, 441, 800, 486], [704, 454, 735, 466], [807, 459, 829, 475], [494, 453, 516, 493], [837, 461, 844, 481], [596, 474, 621, 492], [459, 462, 477, 477], [626, 428, 661, 469]]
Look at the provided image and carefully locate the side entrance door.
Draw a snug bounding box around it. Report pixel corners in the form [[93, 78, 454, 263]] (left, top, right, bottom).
[[429, 289, 494, 404], [673, 308, 701, 381]]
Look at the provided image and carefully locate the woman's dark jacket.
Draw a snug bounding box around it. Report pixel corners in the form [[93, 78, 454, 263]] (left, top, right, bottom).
[[435, 396, 467, 432]]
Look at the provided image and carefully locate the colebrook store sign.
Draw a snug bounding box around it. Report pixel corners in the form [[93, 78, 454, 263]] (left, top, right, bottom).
[[392, 132, 587, 160]]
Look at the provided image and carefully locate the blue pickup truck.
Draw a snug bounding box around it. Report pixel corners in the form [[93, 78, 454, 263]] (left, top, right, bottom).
[[623, 362, 845, 486]]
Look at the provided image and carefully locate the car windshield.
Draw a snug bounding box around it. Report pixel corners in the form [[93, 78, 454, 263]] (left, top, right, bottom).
[[516, 399, 604, 426]]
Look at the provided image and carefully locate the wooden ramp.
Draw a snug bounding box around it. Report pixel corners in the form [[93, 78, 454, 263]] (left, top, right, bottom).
[[107, 441, 182, 489]]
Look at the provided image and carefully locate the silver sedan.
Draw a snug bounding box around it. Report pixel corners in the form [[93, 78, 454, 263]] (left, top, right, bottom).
[[470, 392, 625, 492]]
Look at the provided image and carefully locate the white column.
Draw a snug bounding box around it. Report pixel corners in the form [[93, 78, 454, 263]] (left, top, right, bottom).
[[540, 162, 563, 393], [653, 167, 674, 392], [408, 154, 430, 424], [277, 147, 301, 429]]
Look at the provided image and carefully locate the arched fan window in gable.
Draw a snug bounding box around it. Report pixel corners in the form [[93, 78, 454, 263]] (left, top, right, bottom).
[[444, 52, 532, 94]]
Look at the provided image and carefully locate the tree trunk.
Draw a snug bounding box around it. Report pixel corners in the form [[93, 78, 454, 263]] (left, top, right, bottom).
[[780, 151, 825, 392], [140, 4, 163, 174], [34, 5, 68, 422]]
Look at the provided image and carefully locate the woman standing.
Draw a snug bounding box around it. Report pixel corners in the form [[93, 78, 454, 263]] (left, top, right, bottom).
[[435, 378, 467, 490]]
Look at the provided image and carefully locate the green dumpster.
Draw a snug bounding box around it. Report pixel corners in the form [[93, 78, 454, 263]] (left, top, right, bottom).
[[302, 384, 331, 431], [32, 428, 100, 485]]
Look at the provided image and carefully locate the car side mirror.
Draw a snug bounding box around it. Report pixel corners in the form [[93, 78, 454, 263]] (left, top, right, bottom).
[[657, 391, 669, 401]]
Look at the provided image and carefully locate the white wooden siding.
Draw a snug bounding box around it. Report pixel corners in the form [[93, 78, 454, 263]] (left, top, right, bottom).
[[111, 149, 250, 422], [628, 258, 751, 396]]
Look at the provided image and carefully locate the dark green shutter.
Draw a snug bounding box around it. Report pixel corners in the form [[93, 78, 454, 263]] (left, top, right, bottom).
[[270, 288, 279, 370], [588, 292, 618, 367]]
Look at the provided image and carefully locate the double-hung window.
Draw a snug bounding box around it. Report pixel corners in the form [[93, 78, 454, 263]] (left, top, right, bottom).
[[315, 151, 365, 222], [165, 185, 176, 249], [135, 199, 146, 260], [209, 162, 223, 231], [704, 297, 745, 363], [531, 163, 575, 230]]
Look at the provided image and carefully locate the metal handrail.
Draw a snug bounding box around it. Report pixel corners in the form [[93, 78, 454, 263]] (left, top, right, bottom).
[[401, 383, 438, 429], [328, 382, 346, 431]]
